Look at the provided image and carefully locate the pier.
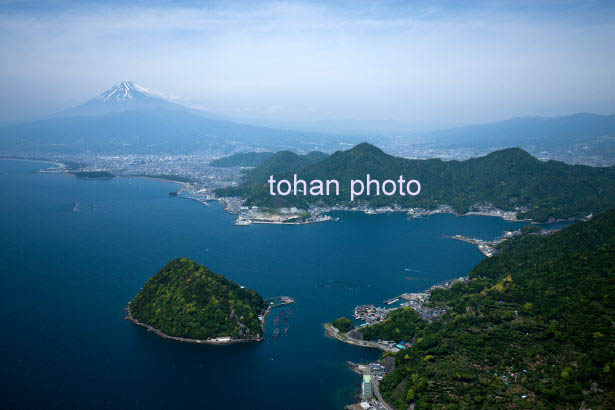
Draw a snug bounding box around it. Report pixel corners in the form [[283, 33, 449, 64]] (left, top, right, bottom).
[[383, 296, 400, 305], [265, 296, 295, 308]]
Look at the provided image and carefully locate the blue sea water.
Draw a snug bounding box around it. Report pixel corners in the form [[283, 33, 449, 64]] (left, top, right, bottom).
[[0, 159, 551, 409]]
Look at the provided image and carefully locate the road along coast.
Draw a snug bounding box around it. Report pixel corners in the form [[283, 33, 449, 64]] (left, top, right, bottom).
[[324, 323, 397, 352]]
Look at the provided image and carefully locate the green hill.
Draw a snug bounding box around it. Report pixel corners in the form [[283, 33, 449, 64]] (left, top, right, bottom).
[[128, 258, 266, 341], [217, 150, 328, 205], [303, 151, 329, 163], [366, 210, 615, 409], [331, 317, 354, 333], [219, 142, 615, 222], [209, 151, 274, 167]]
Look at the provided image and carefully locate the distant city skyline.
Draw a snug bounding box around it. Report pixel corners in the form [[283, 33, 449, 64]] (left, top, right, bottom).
[[0, 0, 614, 133]]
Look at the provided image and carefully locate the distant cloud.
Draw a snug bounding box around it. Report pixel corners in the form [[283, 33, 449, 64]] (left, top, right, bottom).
[[0, 0, 613, 126], [267, 105, 283, 113]]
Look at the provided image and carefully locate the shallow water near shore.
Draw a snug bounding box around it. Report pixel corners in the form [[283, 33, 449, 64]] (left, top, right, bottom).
[[0, 159, 566, 409]]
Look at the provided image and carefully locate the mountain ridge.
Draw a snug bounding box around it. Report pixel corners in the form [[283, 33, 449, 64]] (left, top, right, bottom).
[[220, 142, 615, 222], [236, 150, 329, 188], [210, 151, 274, 168]]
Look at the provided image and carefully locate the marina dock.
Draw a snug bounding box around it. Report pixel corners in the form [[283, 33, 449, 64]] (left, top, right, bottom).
[[265, 296, 295, 308]]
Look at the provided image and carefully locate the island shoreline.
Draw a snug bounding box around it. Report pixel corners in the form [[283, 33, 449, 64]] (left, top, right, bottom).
[[125, 302, 267, 345], [125, 295, 295, 345]]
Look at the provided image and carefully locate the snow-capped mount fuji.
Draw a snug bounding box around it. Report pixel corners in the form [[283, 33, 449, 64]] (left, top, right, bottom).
[[0, 81, 342, 153], [95, 81, 156, 102], [57, 81, 200, 118]]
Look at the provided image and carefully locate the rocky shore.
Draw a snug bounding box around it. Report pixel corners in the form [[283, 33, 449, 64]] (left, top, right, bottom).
[[125, 302, 266, 345]]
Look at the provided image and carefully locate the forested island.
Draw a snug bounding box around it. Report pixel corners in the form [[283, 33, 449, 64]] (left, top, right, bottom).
[[336, 209, 615, 409], [127, 258, 266, 343], [217, 143, 615, 222]]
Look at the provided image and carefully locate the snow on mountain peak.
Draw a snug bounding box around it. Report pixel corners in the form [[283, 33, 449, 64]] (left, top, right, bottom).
[[95, 81, 157, 102], [55, 81, 200, 118]]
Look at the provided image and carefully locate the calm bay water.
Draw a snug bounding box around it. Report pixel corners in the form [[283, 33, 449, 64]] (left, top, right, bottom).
[[1, 159, 539, 409]]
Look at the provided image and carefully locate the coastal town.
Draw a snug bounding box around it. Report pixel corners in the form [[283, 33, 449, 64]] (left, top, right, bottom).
[[6, 149, 559, 227], [339, 276, 470, 351], [353, 276, 469, 327], [35, 153, 535, 226], [208, 192, 531, 226], [328, 276, 470, 409]]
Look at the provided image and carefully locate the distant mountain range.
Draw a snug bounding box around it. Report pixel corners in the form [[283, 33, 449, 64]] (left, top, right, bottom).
[[219, 142, 615, 222], [0, 82, 349, 153], [402, 113, 615, 165], [420, 113, 615, 148], [1, 81, 613, 163]]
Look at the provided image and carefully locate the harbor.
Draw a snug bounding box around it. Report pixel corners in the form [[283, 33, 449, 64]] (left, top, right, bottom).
[[263, 297, 296, 343], [329, 276, 471, 351]]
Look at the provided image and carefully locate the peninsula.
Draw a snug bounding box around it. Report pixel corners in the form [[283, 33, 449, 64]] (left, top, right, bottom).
[[328, 210, 615, 409]]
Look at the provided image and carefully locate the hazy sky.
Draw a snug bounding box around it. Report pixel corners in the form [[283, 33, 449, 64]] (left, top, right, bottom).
[[1, 0, 614, 131]]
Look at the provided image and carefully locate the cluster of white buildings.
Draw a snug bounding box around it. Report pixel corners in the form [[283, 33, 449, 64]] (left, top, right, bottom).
[[354, 304, 391, 325]]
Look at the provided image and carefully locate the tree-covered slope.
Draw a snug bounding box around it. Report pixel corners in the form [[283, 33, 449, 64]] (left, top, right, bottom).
[[129, 258, 266, 340], [209, 151, 274, 167], [372, 210, 615, 409], [331, 317, 354, 333], [302, 151, 329, 163], [360, 307, 426, 342], [217, 150, 328, 206], [221, 142, 615, 222]]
